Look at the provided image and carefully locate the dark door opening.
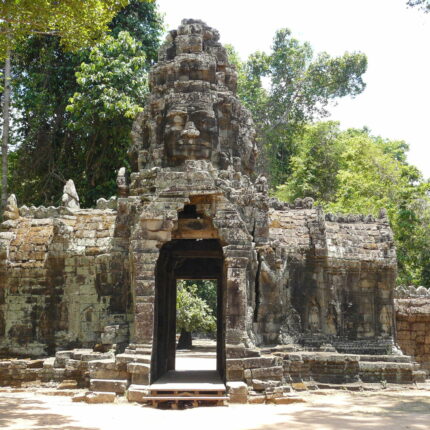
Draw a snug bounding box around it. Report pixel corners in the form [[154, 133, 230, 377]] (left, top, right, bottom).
[[152, 239, 225, 383]]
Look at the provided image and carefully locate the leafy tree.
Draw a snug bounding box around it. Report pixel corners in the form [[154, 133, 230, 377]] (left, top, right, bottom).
[[9, 0, 163, 207], [396, 184, 430, 286], [0, 0, 136, 56], [275, 122, 430, 287], [0, 0, 144, 208], [65, 31, 149, 203], [275, 121, 343, 203], [11, 37, 86, 205], [176, 281, 216, 349], [324, 129, 408, 216], [228, 29, 367, 185]]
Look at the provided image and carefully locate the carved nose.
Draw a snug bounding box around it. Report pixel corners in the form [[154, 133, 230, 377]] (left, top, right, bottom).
[[181, 121, 200, 138]]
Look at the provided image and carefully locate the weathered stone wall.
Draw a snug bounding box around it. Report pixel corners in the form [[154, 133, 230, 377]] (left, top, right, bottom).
[[395, 286, 430, 373], [0, 208, 131, 357], [263, 205, 397, 353]]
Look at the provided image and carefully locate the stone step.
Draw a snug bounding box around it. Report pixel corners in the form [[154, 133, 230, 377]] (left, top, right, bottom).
[[358, 355, 413, 363], [90, 379, 128, 394], [358, 362, 413, 383], [127, 362, 150, 385], [358, 361, 413, 370], [413, 370, 428, 383], [54, 350, 114, 368], [127, 384, 149, 403], [90, 368, 128, 380], [115, 353, 151, 367], [88, 359, 128, 380], [124, 347, 152, 355], [73, 391, 116, 404]]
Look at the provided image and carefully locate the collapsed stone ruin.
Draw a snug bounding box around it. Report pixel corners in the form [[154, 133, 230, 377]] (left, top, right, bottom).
[[0, 20, 427, 402]]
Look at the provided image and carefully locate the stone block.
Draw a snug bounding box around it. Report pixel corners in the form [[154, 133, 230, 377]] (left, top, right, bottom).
[[252, 379, 270, 391], [131, 373, 149, 385], [43, 357, 56, 369], [115, 353, 150, 366], [226, 369, 244, 381], [242, 356, 279, 369], [90, 379, 128, 394], [90, 368, 128, 380], [229, 394, 248, 404], [57, 380, 78, 389], [126, 362, 149, 374], [127, 385, 150, 403], [272, 396, 306, 405], [413, 371, 427, 383], [71, 393, 86, 402], [291, 382, 307, 391], [227, 381, 248, 395], [226, 358, 244, 370], [251, 366, 283, 381], [54, 351, 73, 368], [248, 395, 266, 404], [85, 391, 116, 404]]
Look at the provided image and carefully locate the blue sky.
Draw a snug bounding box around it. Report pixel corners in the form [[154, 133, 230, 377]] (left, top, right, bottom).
[[156, 0, 430, 179]]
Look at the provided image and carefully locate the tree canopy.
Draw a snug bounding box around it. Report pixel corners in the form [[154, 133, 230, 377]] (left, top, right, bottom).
[[228, 29, 367, 184], [8, 0, 163, 206], [0, 0, 147, 57], [176, 281, 216, 335], [275, 122, 430, 287]]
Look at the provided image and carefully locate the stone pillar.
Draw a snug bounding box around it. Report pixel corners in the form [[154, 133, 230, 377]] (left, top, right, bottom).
[[132, 249, 158, 346], [130, 215, 173, 349], [224, 249, 250, 358]]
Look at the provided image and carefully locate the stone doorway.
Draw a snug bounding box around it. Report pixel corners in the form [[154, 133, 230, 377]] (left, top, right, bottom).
[[151, 239, 225, 383]]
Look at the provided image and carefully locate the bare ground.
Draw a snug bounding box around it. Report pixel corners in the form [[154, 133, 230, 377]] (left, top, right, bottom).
[[1, 386, 430, 430]]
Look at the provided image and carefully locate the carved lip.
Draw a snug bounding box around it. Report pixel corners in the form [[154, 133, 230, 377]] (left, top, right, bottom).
[[174, 139, 211, 149]]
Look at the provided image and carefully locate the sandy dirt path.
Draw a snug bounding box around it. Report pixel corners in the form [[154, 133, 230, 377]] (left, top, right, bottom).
[[0, 389, 429, 430]]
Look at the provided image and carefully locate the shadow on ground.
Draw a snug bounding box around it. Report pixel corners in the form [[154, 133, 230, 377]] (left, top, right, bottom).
[[0, 396, 99, 430], [249, 395, 430, 430]]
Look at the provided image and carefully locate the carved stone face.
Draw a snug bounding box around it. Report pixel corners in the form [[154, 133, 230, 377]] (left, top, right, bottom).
[[164, 102, 217, 165]]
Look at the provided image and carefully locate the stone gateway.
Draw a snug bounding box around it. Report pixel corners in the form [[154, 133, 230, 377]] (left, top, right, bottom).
[[0, 20, 425, 401]]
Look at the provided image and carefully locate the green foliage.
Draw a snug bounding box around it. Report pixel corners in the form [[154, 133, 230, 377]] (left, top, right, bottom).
[[176, 281, 216, 334], [10, 0, 163, 206], [275, 122, 343, 203], [109, 0, 163, 61], [0, 149, 18, 208], [67, 31, 148, 122], [0, 0, 149, 58], [275, 122, 430, 287], [63, 30, 149, 204], [228, 29, 367, 184], [178, 280, 217, 317], [324, 130, 408, 216], [11, 36, 85, 205]]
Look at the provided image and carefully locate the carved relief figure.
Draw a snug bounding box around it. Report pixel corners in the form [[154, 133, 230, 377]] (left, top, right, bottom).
[[309, 304, 321, 332]]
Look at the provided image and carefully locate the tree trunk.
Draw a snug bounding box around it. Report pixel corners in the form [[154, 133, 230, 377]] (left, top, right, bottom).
[[1, 47, 11, 210], [177, 329, 192, 350]]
